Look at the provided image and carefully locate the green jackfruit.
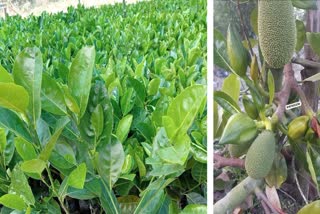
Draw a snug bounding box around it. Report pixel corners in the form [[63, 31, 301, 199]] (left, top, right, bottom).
[[245, 130, 275, 179], [258, 0, 296, 68]]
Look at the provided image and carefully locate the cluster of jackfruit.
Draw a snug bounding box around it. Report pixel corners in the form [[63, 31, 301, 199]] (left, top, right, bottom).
[[258, 0, 296, 68]]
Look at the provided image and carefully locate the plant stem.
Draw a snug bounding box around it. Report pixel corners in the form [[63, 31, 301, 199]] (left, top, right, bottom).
[[292, 57, 320, 69], [45, 166, 69, 214]]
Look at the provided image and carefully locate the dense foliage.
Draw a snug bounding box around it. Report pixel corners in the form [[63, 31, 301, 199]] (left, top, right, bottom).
[[0, 0, 207, 213]]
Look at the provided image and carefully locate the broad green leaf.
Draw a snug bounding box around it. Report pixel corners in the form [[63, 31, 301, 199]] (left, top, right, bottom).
[[180, 204, 207, 214], [134, 178, 174, 214], [121, 88, 136, 116], [147, 78, 161, 96], [14, 137, 37, 161], [68, 163, 87, 189], [214, 28, 232, 72], [227, 24, 249, 77], [79, 81, 113, 149], [306, 32, 320, 57], [190, 143, 207, 163], [0, 194, 26, 211], [250, 6, 258, 35], [188, 47, 201, 66], [4, 132, 14, 166], [39, 117, 69, 161], [186, 192, 207, 205], [50, 141, 77, 170], [191, 162, 207, 183], [298, 200, 320, 214], [134, 153, 146, 177], [0, 65, 13, 83], [221, 74, 240, 102], [118, 195, 140, 214], [67, 176, 101, 200], [308, 145, 320, 190], [0, 128, 6, 153], [13, 47, 42, 126], [116, 114, 133, 143], [91, 104, 104, 139], [61, 84, 80, 115], [242, 39, 258, 50], [21, 159, 46, 174], [302, 72, 320, 82], [164, 85, 206, 141], [265, 153, 287, 188], [0, 83, 29, 114], [306, 145, 319, 190], [292, 0, 317, 9], [9, 165, 35, 205], [68, 46, 96, 118], [100, 180, 121, 214], [95, 136, 125, 188], [267, 70, 275, 105], [296, 20, 306, 52], [214, 91, 241, 115], [41, 73, 67, 115]]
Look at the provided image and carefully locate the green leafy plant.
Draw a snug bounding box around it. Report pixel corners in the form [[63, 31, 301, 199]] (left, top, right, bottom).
[[0, 0, 207, 213]]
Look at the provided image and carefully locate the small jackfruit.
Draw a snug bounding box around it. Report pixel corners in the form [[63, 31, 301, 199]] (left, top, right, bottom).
[[258, 0, 296, 68], [245, 130, 275, 179]]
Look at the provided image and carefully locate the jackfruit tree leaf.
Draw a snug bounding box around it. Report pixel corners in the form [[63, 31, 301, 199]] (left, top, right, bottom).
[[116, 114, 133, 143], [180, 204, 207, 214], [296, 20, 306, 52], [134, 177, 174, 214], [41, 73, 67, 116], [214, 28, 230, 72], [302, 72, 320, 83], [68, 46, 96, 118], [250, 6, 258, 36], [0, 194, 26, 211], [68, 163, 87, 189], [13, 47, 42, 127], [242, 39, 258, 50], [0, 65, 13, 83], [39, 117, 69, 162], [306, 144, 319, 191], [95, 136, 125, 188], [222, 74, 240, 103], [306, 32, 320, 57], [298, 200, 320, 214], [307, 145, 320, 191], [10, 165, 35, 205], [21, 159, 46, 175], [227, 24, 249, 77], [191, 162, 206, 183], [15, 137, 37, 161], [267, 70, 275, 105], [118, 195, 140, 214], [164, 85, 206, 140], [214, 91, 241, 115], [0, 83, 29, 114], [265, 153, 287, 189], [292, 0, 317, 10]]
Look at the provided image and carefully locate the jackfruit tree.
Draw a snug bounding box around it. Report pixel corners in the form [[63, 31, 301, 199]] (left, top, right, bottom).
[[214, 0, 320, 213]]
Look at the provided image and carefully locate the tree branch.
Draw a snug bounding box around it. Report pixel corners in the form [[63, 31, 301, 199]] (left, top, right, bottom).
[[292, 57, 320, 69], [214, 153, 245, 169], [273, 63, 314, 121], [214, 177, 264, 214]]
